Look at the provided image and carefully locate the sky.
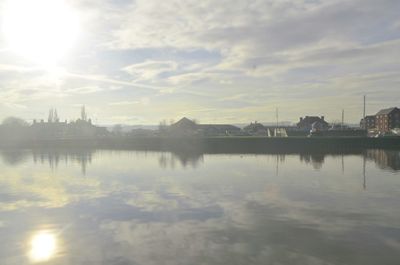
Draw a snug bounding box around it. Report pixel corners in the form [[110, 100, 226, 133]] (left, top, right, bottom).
[[0, 0, 399, 125]]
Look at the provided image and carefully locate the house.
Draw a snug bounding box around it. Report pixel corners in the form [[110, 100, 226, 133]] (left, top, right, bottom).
[[297, 116, 329, 132], [375, 107, 400, 133], [360, 115, 376, 129], [169, 117, 241, 136], [311, 121, 326, 132], [169, 117, 199, 136], [197, 124, 241, 136], [170, 117, 197, 131], [243, 122, 267, 135]]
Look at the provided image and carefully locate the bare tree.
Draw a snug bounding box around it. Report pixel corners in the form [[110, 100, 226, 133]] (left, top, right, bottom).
[[159, 120, 168, 135], [2, 117, 29, 127]]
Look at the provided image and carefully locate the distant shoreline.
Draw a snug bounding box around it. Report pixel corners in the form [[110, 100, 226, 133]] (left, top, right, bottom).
[[0, 137, 399, 153]]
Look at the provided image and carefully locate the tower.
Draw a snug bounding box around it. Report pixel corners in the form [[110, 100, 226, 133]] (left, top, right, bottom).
[[54, 109, 59, 123], [81, 105, 87, 121], [48, 108, 54, 123]]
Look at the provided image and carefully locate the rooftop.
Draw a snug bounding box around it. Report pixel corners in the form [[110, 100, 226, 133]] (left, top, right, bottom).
[[376, 107, 399, 115]]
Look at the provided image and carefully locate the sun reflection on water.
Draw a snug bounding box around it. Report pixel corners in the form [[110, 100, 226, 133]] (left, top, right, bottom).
[[28, 231, 57, 263]]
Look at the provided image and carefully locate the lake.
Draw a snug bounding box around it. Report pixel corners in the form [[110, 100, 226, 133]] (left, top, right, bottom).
[[0, 149, 399, 265]]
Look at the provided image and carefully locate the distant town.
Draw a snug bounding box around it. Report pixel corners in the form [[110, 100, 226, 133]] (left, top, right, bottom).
[[0, 106, 399, 141]]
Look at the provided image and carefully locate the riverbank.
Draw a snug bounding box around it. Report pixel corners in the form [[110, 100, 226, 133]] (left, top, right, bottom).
[[1, 136, 399, 153]]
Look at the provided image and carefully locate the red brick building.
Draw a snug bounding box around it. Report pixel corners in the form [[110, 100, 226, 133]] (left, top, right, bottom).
[[375, 107, 400, 132]]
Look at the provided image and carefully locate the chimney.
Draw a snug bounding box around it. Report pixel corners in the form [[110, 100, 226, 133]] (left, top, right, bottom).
[[300, 117, 303, 122], [321, 116, 325, 121]]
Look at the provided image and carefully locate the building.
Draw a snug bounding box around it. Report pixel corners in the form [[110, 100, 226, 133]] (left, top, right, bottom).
[[169, 117, 241, 136], [30, 108, 109, 140], [360, 115, 376, 129], [297, 116, 329, 132], [243, 122, 267, 135], [375, 107, 400, 133], [170, 117, 197, 131], [30, 119, 69, 139], [30, 118, 108, 139], [197, 124, 241, 136], [169, 117, 199, 136]]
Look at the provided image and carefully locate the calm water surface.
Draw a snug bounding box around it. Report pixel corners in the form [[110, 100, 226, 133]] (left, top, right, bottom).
[[0, 149, 399, 265]]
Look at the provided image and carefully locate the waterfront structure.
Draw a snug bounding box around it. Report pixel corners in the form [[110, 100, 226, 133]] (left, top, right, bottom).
[[360, 115, 376, 130], [30, 108, 109, 140], [375, 107, 400, 133], [30, 117, 108, 139], [31, 119, 69, 139], [170, 117, 197, 132], [170, 117, 241, 136], [243, 122, 267, 136], [297, 116, 329, 132]]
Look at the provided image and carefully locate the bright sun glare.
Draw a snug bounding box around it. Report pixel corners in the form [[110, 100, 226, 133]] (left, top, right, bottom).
[[29, 231, 57, 262], [2, 0, 80, 67]]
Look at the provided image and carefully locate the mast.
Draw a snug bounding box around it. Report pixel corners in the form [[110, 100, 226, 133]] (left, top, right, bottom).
[[363, 95, 366, 120], [341, 109, 344, 130], [276, 107, 279, 137]]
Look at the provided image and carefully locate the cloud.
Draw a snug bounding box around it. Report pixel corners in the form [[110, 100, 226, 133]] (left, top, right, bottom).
[[122, 60, 178, 80], [66, 72, 168, 91], [108, 0, 400, 66], [108, 97, 150, 106], [2, 102, 27, 109], [0, 63, 40, 73], [65, 85, 103, 94], [0, 0, 399, 123]]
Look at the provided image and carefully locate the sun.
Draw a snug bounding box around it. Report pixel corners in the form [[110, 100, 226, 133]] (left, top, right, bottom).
[[28, 231, 58, 262], [2, 0, 80, 67]]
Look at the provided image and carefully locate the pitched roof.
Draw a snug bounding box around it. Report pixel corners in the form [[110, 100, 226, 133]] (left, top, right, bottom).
[[171, 117, 196, 128], [243, 122, 266, 131], [171, 117, 240, 132], [376, 107, 399, 115], [298, 116, 328, 125]]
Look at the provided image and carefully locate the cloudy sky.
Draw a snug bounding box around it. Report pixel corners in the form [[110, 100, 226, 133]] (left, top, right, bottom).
[[0, 0, 399, 125]]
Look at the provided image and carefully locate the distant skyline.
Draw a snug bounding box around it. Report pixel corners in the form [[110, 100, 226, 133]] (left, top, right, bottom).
[[0, 0, 399, 124]]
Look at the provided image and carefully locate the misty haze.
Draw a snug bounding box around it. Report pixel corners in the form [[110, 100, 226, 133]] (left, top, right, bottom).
[[0, 0, 399, 265]]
